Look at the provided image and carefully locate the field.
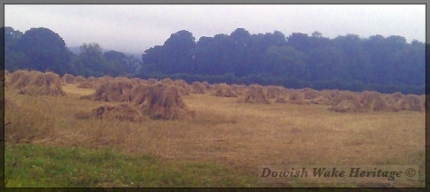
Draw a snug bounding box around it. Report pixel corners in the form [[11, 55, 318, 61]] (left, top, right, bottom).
[[3, 73, 426, 188]]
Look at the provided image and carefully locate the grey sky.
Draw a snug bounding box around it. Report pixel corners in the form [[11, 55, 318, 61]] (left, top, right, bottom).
[[5, 4, 425, 54]]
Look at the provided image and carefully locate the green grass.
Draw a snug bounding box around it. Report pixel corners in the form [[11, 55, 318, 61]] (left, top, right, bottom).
[[5, 143, 257, 188]]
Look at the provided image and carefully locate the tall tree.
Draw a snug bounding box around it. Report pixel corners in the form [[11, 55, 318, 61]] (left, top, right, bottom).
[[71, 43, 107, 77], [230, 28, 252, 77], [14, 27, 71, 75], [103, 50, 139, 76], [162, 30, 196, 74], [3, 26, 26, 71]]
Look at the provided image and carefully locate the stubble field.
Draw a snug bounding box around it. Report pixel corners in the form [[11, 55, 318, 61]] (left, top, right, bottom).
[[3, 77, 426, 188]]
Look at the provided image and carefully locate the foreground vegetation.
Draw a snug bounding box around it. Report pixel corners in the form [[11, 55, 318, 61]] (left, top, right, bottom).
[[5, 144, 257, 188], [4, 80, 426, 188]]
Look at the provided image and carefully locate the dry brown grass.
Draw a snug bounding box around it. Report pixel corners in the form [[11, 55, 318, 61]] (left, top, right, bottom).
[[309, 97, 331, 105], [2, 96, 20, 115], [4, 79, 426, 187], [274, 97, 287, 103], [62, 84, 96, 99], [77, 82, 96, 89]]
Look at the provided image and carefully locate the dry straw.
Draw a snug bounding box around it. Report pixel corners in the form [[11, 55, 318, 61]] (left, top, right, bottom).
[[329, 91, 365, 112], [160, 77, 175, 86], [302, 88, 320, 99], [266, 86, 286, 99], [237, 84, 271, 104], [97, 75, 114, 83], [87, 76, 97, 82], [310, 96, 331, 105], [77, 82, 96, 89], [17, 72, 66, 96], [80, 78, 134, 102], [399, 94, 425, 112], [289, 90, 310, 105], [383, 92, 403, 111], [129, 84, 148, 101], [75, 75, 87, 82], [274, 97, 287, 103], [202, 81, 211, 89], [190, 81, 207, 94], [133, 83, 194, 120], [230, 84, 248, 96], [359, 91, 392, 112], [174, 79, 190, 95], [2, 96, 20, 112], [7, 70, 41, 89], [320, 90, 341, 105], [145, 78, 159, 85], [130, 78, 145, 85], [75, 103, 145, 122], [210, 83, 237, 97], [62, 73, 75, 84]]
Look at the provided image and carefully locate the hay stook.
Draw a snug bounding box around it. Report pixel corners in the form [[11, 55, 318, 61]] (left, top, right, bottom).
[[18, 72, 66, 96], [237, 84, 271, 104], [133, 83, 195, 120], [210, 83, 237, 97], [74, 103, 145, 122]]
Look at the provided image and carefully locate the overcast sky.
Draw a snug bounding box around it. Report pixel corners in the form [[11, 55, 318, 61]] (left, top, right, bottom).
[[5, 4, 425, 54]]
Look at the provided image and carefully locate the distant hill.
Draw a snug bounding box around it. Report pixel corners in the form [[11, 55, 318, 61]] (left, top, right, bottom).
[[68, 46, 142, 61]]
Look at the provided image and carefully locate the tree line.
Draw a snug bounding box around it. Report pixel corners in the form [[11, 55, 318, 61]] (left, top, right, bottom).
[[2, 27, 139, 78], [2, 26, 426, 94]]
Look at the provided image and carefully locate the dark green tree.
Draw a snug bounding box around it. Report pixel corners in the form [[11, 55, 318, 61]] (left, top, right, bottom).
[[103, 50, 139, 76], [162, 30, 196, 74], [13, 27, 71, 75], [71, 43, 107, 77]]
